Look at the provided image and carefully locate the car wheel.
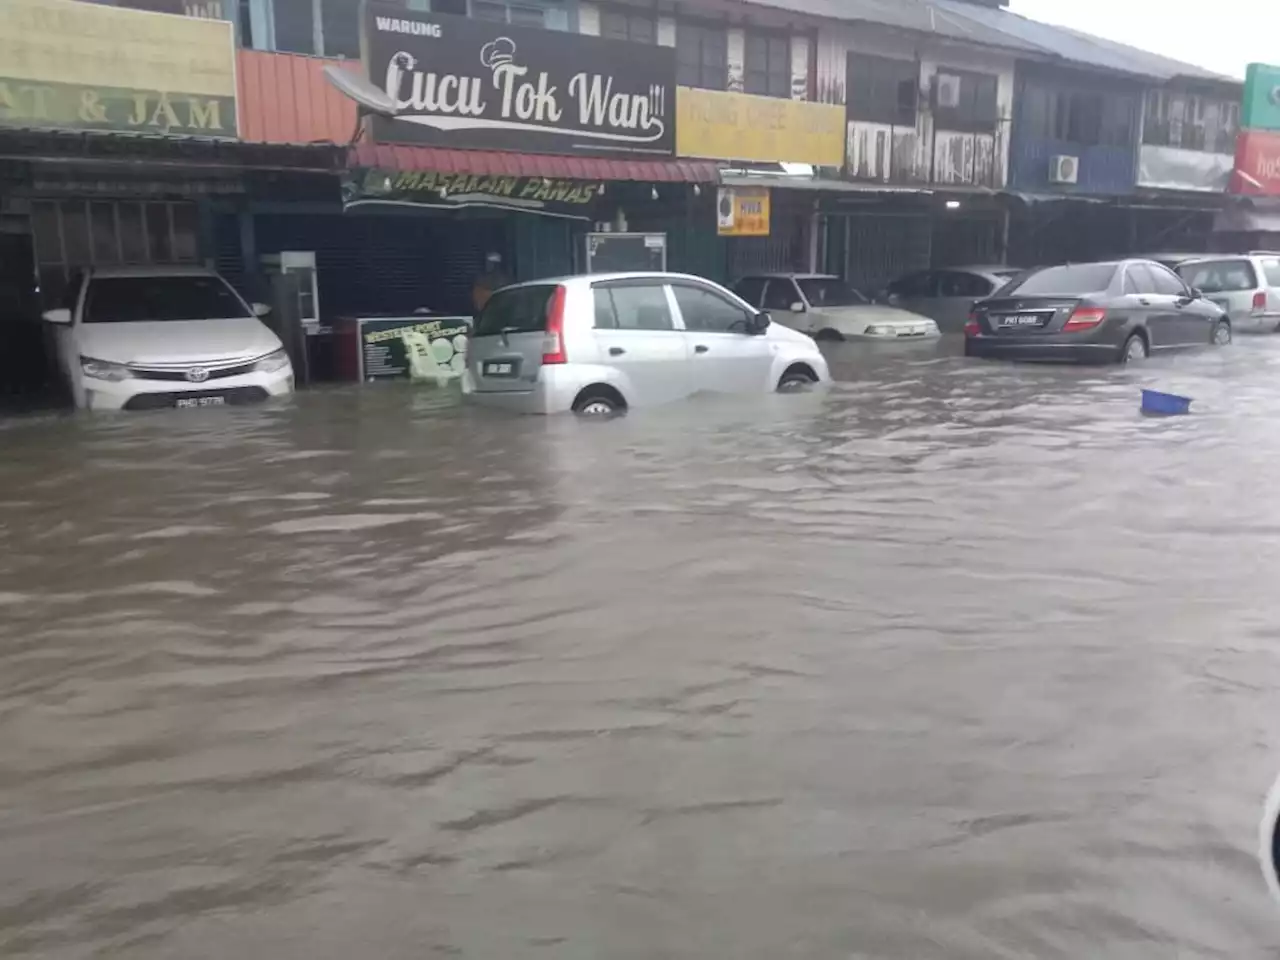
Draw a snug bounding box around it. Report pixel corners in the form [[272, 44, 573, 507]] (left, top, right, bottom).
[[1120, 333, 1148, 364], [1212, 320, 1232, 346], [777, 367, 817, 391], [572, 390, 622, 417], [814, 328, 844, 343]]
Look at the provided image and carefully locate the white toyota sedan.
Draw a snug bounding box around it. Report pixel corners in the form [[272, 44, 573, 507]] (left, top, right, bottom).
[[43, 266, 294, 411], [734, 273, 940, 341]]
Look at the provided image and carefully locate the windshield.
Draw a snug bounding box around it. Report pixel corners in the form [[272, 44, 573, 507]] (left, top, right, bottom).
[[999, 264, 1117, 296], [473, 284, 556, 337], [797, 278, 868, 307], [84, 276, 252, 323]]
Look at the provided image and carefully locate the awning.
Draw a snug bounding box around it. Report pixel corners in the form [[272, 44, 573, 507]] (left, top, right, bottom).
[[350, 144, 721, 183]]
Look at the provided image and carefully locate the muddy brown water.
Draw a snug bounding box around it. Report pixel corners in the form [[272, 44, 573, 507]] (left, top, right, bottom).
[[1, 337, 1279, 958]]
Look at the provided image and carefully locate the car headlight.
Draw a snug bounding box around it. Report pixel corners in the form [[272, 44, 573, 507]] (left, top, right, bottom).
[[864, 325, 883, 336], [253, 349, 292, 374], [80, 357, 131, 381]]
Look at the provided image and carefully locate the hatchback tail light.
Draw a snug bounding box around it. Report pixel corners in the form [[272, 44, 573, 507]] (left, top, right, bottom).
[[1253, 291, 1268, 313], [541, 285, 568, 364], [1063, 306, 1106, 332], [964, 312, 980, 337]]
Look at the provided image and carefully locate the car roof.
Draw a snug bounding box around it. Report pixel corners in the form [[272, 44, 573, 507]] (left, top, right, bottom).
[[89, 265, 221, 279], [497, 271, 729, 290], [734, 273, 839, 281]]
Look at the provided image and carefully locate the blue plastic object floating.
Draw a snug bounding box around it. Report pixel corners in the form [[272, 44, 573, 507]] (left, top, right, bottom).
[[1141, 388, 1192, 416]]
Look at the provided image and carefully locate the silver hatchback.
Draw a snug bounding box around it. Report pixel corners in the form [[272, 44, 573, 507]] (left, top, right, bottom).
[[1175, 254, 1280, 333], [462, 272, 830, 415]]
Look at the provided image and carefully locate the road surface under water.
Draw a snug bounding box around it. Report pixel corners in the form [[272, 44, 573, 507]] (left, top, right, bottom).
[[1, 336, 1279, 958]]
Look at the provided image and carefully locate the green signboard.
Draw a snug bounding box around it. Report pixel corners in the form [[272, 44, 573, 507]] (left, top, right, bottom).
[[357, 316, 471, 383], [1242, 63, 1280, 133]]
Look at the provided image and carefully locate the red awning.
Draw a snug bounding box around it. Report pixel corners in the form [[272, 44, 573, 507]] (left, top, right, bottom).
[[351, 143, 721, 183]]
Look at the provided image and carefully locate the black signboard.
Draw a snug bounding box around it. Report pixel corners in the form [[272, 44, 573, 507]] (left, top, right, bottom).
[[344, 167, 602, 219], [584, 233, 667, 273], [364, 5, 676, 157], [357, 316, 471, 382]]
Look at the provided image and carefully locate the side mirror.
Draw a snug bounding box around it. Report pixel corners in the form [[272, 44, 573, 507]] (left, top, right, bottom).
[[1262, 770, 1280, 908], [1189, 287, 1204, 300], [752, 311, 771, 334], [789, 301, 805, 313], [42, 308, 71, 325], [251, 302, 271, 317]]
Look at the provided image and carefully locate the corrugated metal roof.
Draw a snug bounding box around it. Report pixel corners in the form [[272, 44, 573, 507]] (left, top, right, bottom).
[[352, 144, 722, 182], [743, 0, 1046, 53], [930, 2, 1237, 82], [237, 50, 357, 145]]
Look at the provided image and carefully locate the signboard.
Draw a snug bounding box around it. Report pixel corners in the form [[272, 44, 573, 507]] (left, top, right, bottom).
[[344, 167, 603, 219], [0, 0, 238, 138], [1242, 63, 1280, 133], [716, 187, 770, 237], [358, 316, 471, 383], [364, 5, 675, 157], [677, 88, 845, 166], [1229, 130, 1280, 196], [584, 233, 666, 273]]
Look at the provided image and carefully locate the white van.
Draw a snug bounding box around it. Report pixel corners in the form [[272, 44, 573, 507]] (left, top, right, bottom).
[[462, 272, 830, 415]]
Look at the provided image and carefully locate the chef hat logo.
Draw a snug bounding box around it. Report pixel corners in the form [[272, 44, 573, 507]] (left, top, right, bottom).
[[391, 51, 416, 71], [480, 37, 516, 70], [1269, 84, 1280, 107]]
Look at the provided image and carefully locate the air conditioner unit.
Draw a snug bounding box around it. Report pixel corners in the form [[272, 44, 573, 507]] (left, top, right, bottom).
[[1049, 154, 1079, 185], [934, 73, 962, 109]]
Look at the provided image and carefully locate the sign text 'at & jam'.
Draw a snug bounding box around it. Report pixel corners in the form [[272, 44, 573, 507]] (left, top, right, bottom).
[[365, 5, 676, 157]]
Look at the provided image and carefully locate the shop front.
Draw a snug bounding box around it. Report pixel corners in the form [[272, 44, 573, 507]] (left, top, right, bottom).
[[0, 0, 302, 405], [1221, 64, 1280, 250]]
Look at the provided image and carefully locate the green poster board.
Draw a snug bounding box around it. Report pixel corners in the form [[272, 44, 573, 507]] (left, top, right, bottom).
[[1242, 63, 1280, 133]]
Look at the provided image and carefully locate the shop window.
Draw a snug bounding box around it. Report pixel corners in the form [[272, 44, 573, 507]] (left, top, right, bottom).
[[470, 0, 567, 29], [933, 70, 999, 133], [846, 53, 919, 127], [1027, 85, 1135, 147], [601, 7, 655, 44], [1143, 90, 1238, 154], [677, 22, 727, 91], [745, 32, 791, 99], [271, 0, 314, 54], [319, 0, 360, 58]]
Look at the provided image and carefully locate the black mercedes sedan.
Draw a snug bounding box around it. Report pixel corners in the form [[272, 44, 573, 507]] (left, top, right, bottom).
[[964, 260, 1231, 364]]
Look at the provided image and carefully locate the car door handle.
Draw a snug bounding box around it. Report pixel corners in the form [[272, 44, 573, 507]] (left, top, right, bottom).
[[1139, 298, 1151, 305], [694, 345, 708, 354], [608, 347, 625, 356]]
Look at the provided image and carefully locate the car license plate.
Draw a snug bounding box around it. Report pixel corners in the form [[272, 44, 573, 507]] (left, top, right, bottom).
[[997, 314, 1044, 327], [175, 396, 226, 408], [482, 360, 519, 377]]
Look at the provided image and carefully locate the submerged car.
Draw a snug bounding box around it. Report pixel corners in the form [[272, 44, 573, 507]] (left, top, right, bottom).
[[463, 272, 829, 416], [44, 266, 293, 411], [733, 274, 939, 341], [964, 260, 1231, 364], [881, 265, 1024, 332], [1174, 253, 1280, 333]]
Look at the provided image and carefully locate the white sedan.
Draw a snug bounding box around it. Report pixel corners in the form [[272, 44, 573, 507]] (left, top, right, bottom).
[[733, 273, 940, 341], [44, 266, 294, 411]]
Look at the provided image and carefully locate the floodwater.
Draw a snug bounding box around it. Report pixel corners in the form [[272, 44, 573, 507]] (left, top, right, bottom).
[[1, 336, 1279, 958]]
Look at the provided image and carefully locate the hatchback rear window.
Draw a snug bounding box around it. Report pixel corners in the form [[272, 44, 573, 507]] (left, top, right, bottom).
[[1262, 258, 1280, 287], [1177, 259, 1258, 293], [473, 284, 556, 337], [1000, 264, 1117, 296]]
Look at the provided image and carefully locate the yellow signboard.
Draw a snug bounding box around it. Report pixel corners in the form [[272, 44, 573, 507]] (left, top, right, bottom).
[[0, 0, 238, 138], [717, 187, 770, 237], [677, 88, 845, 166]]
